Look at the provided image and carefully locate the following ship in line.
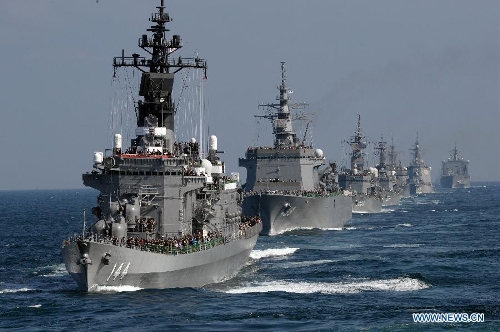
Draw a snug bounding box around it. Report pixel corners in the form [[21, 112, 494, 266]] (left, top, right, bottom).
[[440, 144, 470, 188], [374, 136, 410, 205], [407, 133, 434, 194], [386, 137, 410, 198], [338, 115, 383, 213], [62, 0, 261, 291], [239, 63, 352, 235]]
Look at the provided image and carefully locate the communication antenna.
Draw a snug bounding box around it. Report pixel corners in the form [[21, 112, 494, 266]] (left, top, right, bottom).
[[82, 210, 86, 237]]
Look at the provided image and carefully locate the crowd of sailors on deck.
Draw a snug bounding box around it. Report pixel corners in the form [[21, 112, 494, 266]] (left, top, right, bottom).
[[71, 216, 262, 254], [244, 189, 340, 198], [247, 145, 313, 151], [122, 230, 224, 252], [240, 215, 262, 232], [76, 230, 225, 254], [118, 141, 200, 158]]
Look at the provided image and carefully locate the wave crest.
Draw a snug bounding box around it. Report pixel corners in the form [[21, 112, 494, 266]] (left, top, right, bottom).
[[250, 247, 298, 260], [90, 285, 143, 293], [0, 287, 33, 294], [225, 277, 429, 294]]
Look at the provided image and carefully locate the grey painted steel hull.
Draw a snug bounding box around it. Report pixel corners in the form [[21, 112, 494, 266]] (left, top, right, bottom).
[[409, 183, 434, 195], [242, 194, 352, 235], [62, 231, 259, 291], [381, 191, 401, 206], [440, 175, 470, 189], [399, 184, 411, 198], [352, 195, 383, 213], [380, 185, 410, 206]]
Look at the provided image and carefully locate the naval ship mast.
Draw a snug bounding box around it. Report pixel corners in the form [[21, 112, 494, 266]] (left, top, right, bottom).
[[343, 114, 367, 173], [375, 136, 387, 171], [387, 136, 398, 168], [112, 0, 207, 154], [410, 133, 425, 167], [256, 62, 309, 149]]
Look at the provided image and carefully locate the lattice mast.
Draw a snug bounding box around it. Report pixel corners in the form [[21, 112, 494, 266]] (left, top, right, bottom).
[[112, 0, 207, 152]]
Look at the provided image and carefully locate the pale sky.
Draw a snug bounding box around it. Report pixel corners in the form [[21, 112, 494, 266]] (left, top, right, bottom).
[[0, 0, 498, 190]]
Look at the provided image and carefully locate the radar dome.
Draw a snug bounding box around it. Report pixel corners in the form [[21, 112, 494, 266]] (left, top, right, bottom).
[[209, 135, 217, 151], [314, 149, 324, 158], [201, 159, 213, 174]]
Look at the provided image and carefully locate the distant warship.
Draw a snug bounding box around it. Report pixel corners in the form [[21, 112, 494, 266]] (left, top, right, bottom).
[[407, 134, 433, 194], [239, 62, 352, 235], [375, 136, 411, 205], [62, 1, 261, 291], [386, 137, 410, 198], [338, 115, 382, 213], [440, 144, 470, 188], [374, 137, 402, 205]]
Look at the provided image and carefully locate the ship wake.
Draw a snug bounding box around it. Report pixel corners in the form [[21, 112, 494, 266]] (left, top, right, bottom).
[[224, 277, 429, 294]]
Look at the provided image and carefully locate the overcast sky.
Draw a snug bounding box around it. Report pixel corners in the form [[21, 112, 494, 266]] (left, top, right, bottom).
[[0, 0, 498, 190]]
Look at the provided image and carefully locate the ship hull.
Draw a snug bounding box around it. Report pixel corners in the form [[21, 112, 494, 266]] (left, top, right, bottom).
[[440, 175, 470, 189], [242, 193, 352, 235], [399, 184, 411, 198], [352, 195, 383, 213], [62, 230, 259, 291], [409, 183, 434, 195], [381, 191, 401, 206]]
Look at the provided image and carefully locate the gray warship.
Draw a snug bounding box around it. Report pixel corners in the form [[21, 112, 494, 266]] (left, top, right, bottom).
[[386, 137, 410, 198], [375, 136, 410, 205], [337, 115, 382, 213], [407, 134, 434, 194], [239, 63, 352, 235], [374, 137, 401, 206], [62, 1, 261, 291], [440, 144, 470, 188]]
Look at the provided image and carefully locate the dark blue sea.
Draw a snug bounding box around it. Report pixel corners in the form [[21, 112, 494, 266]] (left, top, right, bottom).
[[0, 183, 498, 331]]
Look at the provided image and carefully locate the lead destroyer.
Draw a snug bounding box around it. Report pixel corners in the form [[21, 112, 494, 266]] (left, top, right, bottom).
[[62, 1, 261, 291], [239, 63, 352, 235]]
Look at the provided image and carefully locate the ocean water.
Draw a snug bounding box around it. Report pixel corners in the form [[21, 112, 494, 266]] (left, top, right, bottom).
[[0, 183, 498, 331]]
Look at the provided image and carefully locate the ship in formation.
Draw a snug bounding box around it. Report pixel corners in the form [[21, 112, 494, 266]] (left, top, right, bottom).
[[374, 136, 409, 205], [338, 115, 383, 213], [62, 0, 261, 291], [239, 62, 352, 235], [440, 144, 470, 188], [385, 137, 411, 199], [407, 134, 434, 195]]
